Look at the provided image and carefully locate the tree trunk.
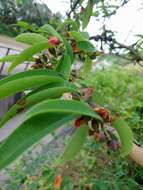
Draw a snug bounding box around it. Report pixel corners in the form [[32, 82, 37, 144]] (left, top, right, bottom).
[[129, 143, 143, 166]]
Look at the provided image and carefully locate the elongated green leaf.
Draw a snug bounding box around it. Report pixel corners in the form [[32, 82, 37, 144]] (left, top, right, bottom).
[[82, 2, 93, 29], [8, 42, 49, 71], [0, 69, 64, 100], [39, 24, 63, 42], [0, 84, 77, 127], [55, 54, 71, 80], [0, 113, 77, 170], [16, 33, 47, 45], [113, 118, 133, 157], [80, 32, 90, 39], [0, 55, 35, 63], [25, 99, 102, 122], [77, 41, 95, 52], [57, 124, 88, 164], [63, 37, 74, 63], [0, 54, 18, 62], [69, 31, 87, 42], [82, 56, 92, 77]]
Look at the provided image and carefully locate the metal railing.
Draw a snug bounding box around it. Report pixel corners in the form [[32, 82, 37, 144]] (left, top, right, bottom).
[[0, 45, 30, 76], [0, 45, 27, 118]]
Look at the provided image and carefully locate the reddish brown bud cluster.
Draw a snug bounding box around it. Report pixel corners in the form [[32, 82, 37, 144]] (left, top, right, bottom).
[[108, 139, 120, 151], [48, 36, 60, 46], [88, 116, 120, 151], [93, 107, 112, 123], [71, 40, 80, 54]]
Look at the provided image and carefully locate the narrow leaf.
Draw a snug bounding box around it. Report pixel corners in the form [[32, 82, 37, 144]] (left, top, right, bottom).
[[39, 24, 63, 42], [63, 37, 74, 63], [69, 31, 87, 42], [82, 56, 92, 77], [0, 54, 18, 62], [55, 54, 71, 80], [0, 69, 64, 100], [82, 3, 93, 29], [57, 124, 88, 164], [77, 41, 95, 52], [113, 118, 134, 157], [0, 84, 77, 127], [0, 113, 76, 169], [16, 33, 47, 45], [8, 42, 49, 71], [25, 99, 102, 122]]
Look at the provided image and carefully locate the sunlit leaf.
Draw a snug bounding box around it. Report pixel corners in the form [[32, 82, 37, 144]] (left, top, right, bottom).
[[113, 118, 133, 157], [16, 33, 47, 45]]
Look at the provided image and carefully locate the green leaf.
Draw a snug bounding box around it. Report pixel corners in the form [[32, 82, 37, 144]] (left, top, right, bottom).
[[0, 54, 18, 63], [77, 41, 95, 52], [16, 21, 32, 30], [0, 69, 64, 100], [39, 24, 63, 42], [57, 124, 88, 165], [80, 32, 90, 39], [82, 2, 93, 29], [63, 37, 74, 63], [16, 33, 47, 45], [0, 55, 35, 63], [0, 113, 77, 170], [0, 83, 77, 127], [113, 118, 134, 157], [69, 31, 87, 42], [8, 42, 49, 71], [25, 99, 102, 122], [82, 56, 92, 77], [55, 54, 71, 80]]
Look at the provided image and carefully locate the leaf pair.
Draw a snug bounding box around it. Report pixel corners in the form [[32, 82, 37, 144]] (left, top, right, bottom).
[[0, 99, 102, 170], [0, 69, 64, 100]]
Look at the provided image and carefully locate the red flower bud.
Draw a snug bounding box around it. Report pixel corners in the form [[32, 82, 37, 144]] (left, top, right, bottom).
[[74, 116, 86, 128], [48, 36, 60, 46], [75, 119, 81, 128], [80, 7, 85, 13]]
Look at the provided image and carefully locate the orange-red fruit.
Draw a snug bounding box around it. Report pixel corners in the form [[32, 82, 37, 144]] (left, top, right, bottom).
[[54, 174, 62, 189], [48, 36, 60, 46]]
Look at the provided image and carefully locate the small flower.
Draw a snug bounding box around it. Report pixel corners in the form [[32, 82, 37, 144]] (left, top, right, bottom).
[[48, 36, 60, 46], [54, 174, 62, 189], [108, 139, 120, 151]]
